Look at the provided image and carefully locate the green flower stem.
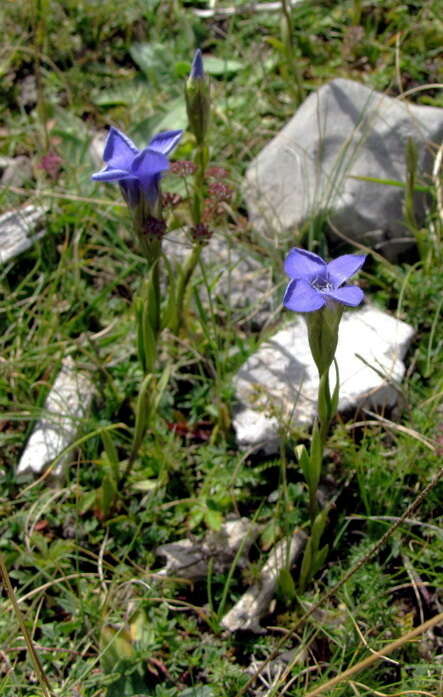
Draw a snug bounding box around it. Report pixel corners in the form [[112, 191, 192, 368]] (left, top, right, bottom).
[[139, 236, 162, 336], [318, 372, 330, 444], [174, 240, 205, 333], [317, 363, 339, 445], [151, 258, 161, 338], [195, 143, 209, 186], [306, 361, 339, 522], [180, 54, 211, 334], [306, 304, 342, 376], [298, 310, 342, 584], [191, 142, 209, 224], [0, 554, 55, 697]]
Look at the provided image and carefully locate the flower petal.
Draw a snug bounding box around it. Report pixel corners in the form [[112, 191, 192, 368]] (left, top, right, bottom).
[[327, 254, 366, 287], [283, 279, 326, 313], [119, 179, 141, 207], [103, 127, 139, 169], [284, 248, 326, 282], [326, 285, 364, 307], [148, 130, 183, 155], [91, 167, 132, 182], [131, 148, 169, 182]]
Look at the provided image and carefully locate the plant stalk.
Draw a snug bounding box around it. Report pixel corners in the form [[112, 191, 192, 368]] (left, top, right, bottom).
[[0, 554, 55, 697]]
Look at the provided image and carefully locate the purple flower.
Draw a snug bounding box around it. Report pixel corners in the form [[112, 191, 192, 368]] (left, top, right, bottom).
[[92, 127, 182, 208], [283, 248, 366, 313]]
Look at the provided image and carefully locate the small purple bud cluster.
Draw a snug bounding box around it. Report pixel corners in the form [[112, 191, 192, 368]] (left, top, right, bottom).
[[142, 216, 167, 238], [207, 181, 232, 202], [169, 160, 197, 177], [203, 179, 233, 224], [168, 159, 233, 227], [190, 223, 212, 241], [206, 166, 229, 180], [38, 151, 62, 179], [161, 191, 183, 209]]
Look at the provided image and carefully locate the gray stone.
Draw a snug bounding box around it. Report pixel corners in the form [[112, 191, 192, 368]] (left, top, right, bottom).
[[17, 357, 94, 479], [156, 518, 259, 580], [0, 155, 33, 188], [233, 305, 414, 452], [0, 204, 48, 264], [18, 75, 37, 108], [245, 78, 443, 258]]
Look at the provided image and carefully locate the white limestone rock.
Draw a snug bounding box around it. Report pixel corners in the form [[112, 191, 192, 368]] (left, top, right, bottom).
[[89, 131, 108, 169], [221, 530, 306, 633], [245, 79, 443, 258], [233, 305, 415, 452], [17, 357, 94, 479], [0, 204, 48, 264]]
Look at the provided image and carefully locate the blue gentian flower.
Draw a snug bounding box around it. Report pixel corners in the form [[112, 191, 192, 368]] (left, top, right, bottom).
[[283, 248, 366, 313], [92, 127, 183, 208]]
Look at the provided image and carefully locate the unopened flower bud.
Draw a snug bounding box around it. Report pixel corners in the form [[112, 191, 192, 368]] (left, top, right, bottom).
[[185, 49, 210, 145]]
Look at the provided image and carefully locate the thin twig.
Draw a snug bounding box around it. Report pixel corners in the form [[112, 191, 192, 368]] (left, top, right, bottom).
[[0, 184, 125, 207], [303, 611, 443, 697]]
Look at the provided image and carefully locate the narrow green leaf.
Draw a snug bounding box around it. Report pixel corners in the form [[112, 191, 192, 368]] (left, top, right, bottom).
[[299, 538, 313, 592], [312, 543, 329, 576], [192, 286, 212, 342], [101, 430, 120, 485], [79, 489, 96, 515], [141, 305, 157, 374], [146, 264, 159, 333], [135, 296, 146, 373], [309, 422, 323, 491], [278, 567, 297, 600], [153, 362, 173, 413], [348, 174, 430, 193], [297, 444, 313, 489], [311, 508, 328, 551], [131, 374, 154, 458], [161, 253, 178, 330], [318, 372, 331, 426], [99, 473, 116, 518]]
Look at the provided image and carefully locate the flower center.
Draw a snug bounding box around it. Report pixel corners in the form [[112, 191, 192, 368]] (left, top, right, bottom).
[[312, 274, 333, 292]]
